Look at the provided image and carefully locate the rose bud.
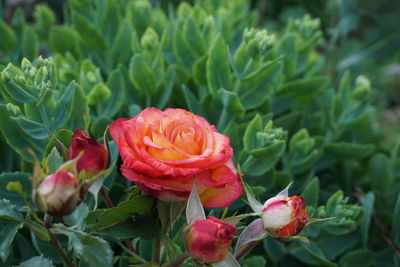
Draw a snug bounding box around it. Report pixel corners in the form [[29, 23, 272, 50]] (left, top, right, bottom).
[[69, 129, 108, 176], [261, 195, 309, 237], [185, 216, 236, 264], [33, 170, 81, 217]]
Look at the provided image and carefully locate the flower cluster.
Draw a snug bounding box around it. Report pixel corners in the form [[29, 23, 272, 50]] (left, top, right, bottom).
[[33, 129, 108, 216], [32, 107, 311, 265]]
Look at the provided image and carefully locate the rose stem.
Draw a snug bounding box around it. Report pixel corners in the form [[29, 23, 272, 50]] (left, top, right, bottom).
[[44, 214, 76, 267], [355, 187, 400, 260], [99, 187, 138, 255], [165, 251, 189, 267], [152, 236, 161, 264], [234, 240, 259, 261]]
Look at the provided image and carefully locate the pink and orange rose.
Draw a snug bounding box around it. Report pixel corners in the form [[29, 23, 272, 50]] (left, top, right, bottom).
[[110, 108, 242, 207]]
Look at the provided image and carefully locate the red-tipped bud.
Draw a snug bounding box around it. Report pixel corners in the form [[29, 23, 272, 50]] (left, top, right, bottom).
[[69, 129, 108, 176], [261, 195, 309, 237], [34, 170, 81, 217], [186, 216, 236, 264]]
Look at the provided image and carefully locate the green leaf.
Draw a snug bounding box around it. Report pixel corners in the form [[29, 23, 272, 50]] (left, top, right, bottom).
[[172, 20, 197, 71], [0, 219, 23, 262], [156, 69, 175, 110], [241, 61, 283, 110], [207, 35, 233, 96], [17, 255, 54, 267], [72, 12, 106, 51], [193, 55, 208, 86], [275, 33, 297, 78], [0, 19, 17, 53], [360, 192, 374, 247], [324, 142, 374, 159], [288, 242, 336, 267], [263, 238, 286, 262], [129, 54, 157, 95], [368, 153, 392, 197], [243, 114, 262, 152], [60, 82, 88, 131], [0, 172, 31, 208], [24, 220, 50, 241], [242, 142, 285, 176], [64, 203, 89, 230], [181, 85, 206, 117], [0, 199, 24, 221], [47, 147, 64, 173], [48, 26, 79, 55], [66, 231, 113, 267], [94, 196, 154, 231], [99, 213, 160, 239], [276, 76, 329, 99], [44, 129, 73, 158], [183, 15, 206, 56], [240, 255, 266, 267], [338, 249, 374, 267], [220, 89, 245, 118], [110, 20, 133, 68], [301, 177, 319, 207], [21, 26, 39, 60]]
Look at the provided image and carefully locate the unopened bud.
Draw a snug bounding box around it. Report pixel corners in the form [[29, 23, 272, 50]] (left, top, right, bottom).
[[69, 129, 108, 176], [262, 195, 309, 237], [185, 216, 236, 264], [33, 170, 81, 217]]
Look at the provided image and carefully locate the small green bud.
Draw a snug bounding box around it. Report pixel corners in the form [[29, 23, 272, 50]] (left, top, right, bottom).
[[1, 70, 11, 82], [6, 103, 22, 116], [37, 56, 45, 66], [87, 83, 111, 106], [21, 58, 32, 70], [141, 27, 160, 51], [16, 75, 26, 84], [86, 71, 97, 83]]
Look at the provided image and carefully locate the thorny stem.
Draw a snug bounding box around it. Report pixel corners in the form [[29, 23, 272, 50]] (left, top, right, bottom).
[[99, 187, 139, 255], [152, 236, 162, 264], [354, 187, 400, 260], [165, 251, 189, 267], [44, 214, 76, 267], [234, 240, 259, 261]]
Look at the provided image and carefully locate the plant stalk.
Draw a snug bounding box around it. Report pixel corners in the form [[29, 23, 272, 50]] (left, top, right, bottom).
[[152, 236, 161, 264], [165, 251, 189, 267], [44, 214, 76, 267], [234, 240, 259, 261]]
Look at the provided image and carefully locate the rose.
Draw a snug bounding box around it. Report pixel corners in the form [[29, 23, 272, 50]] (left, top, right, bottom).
[[69, 129, 108, 176], [110, 107, 242, 207], [186, 216, 236, 263], [262, 195, 309, 237], [33, 170, 81, 216]]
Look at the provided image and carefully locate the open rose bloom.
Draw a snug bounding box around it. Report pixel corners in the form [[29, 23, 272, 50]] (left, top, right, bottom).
[[110, 108, 242, 207]]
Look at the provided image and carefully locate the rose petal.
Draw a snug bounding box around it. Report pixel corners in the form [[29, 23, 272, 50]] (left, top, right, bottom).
[[199, 173, 243, 208]]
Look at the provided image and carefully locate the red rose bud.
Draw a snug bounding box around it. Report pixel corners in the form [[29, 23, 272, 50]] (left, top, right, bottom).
[[69, 129, 108, 176], [261, 195, 309, 237], [186, 216, 236, 264], [34, 170, 81, 217]]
